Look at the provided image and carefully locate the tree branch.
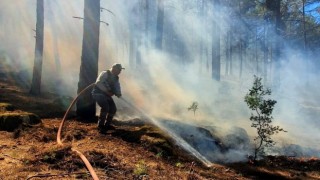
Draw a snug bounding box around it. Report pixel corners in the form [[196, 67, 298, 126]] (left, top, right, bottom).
[[100, 7, 115, 16]]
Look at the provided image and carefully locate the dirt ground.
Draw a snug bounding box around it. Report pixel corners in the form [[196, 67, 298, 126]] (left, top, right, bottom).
[[0, 71, 320, 180]]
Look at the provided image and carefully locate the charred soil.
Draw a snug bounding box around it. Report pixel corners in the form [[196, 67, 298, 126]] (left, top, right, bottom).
[[0, 72, 320, 180]]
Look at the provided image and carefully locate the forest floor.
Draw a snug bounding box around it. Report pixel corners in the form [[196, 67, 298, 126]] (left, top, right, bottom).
[[0, 70, 320, 180]]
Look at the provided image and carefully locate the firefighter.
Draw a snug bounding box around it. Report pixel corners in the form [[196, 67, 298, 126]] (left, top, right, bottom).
[[92, 63, 124, 133]]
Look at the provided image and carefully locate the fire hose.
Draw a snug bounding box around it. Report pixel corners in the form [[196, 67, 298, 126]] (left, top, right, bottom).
[[56, 82, 213, 178], [56, 83, 99, 180]]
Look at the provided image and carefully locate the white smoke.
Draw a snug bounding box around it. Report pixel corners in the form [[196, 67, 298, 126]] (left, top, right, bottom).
[[1, 0, 319, 162]]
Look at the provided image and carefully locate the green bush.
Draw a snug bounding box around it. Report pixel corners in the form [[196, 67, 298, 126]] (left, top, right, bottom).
[[133, 160, 148, 176], [244, 76, 286, 161]]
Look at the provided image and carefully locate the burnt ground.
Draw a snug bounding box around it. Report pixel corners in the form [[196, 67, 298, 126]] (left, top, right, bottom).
[[0, 71, 320, 180]]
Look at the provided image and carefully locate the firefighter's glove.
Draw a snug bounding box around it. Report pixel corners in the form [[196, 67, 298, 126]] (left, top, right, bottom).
[[106, 91, 114, 97]]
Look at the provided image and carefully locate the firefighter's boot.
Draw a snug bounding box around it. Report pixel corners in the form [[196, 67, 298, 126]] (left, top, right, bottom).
[[97, 112, 107, 133], [104, 114, 116, 130]]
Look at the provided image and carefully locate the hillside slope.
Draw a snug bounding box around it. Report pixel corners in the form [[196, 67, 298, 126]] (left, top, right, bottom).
[[0, 71, 319, 180]]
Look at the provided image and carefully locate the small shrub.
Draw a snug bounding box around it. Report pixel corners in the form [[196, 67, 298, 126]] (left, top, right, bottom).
[[156, 151, 163, 159], [133, 160, 148, 176], [175, 162, 184, 168], [187, 101, 198, 117], [244, 76, 286, 161]]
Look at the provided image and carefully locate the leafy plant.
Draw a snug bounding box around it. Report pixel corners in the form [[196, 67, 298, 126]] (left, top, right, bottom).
[[187, 101, 199, 117], [175, 162, 184, 168], [156, 151, 163, 159], [133, 160, 148, 176], [244, 76, 286, 161]]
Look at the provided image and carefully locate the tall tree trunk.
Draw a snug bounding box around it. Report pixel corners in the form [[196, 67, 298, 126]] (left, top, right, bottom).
[[211, 0, 221, 81], [302, 0, 307, 51], [30, 0, 44, 95], [155, 0, 164, 50], [267, 0, 283, 88], [76, 0, 100, 120]]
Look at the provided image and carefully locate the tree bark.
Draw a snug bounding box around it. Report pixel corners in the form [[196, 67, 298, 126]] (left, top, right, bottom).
[[76, 0, 100, 120], [30, 0, 44, 95]]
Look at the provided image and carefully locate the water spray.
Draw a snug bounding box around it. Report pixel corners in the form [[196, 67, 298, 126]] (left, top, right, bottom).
[[56, 82, 213, 180], [120, 97, 213, 167]]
